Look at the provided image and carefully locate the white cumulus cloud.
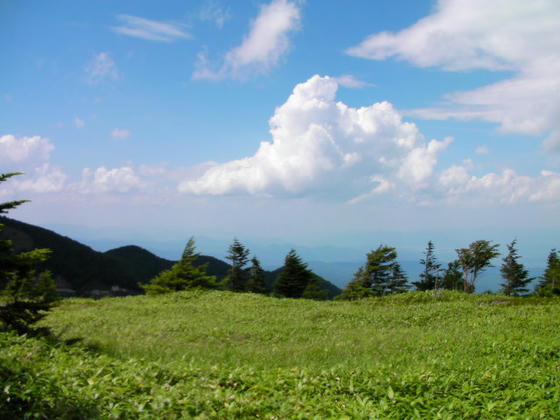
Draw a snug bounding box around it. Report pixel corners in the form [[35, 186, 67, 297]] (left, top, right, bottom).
[[0, 134, 66, 194], [180, 75, 451, 199], [193, 0, 301, 80], [113, 15, 190, 42], [347, 0, 560, 145], [0, 134, 54, 167], [437, 164, 560, 204]]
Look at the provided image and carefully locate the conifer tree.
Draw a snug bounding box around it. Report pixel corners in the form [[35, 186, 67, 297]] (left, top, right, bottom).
[[441, 261, 464, 290], [337, 267, 375, 300], [142, 237, 216, 294], [387, 261, 409, 294], [500, 239, 533, 296], [274, 249, 312, 298], [456, 240, 499, 293], [246, 256, 266, 294], [363, 245, 397, 296], [1, 172, 56, 333], [225, 238, 250, 292], [536, 249, 560, 295], [302, 274, 328, 300], [413, 240, 441, 290], [340, 244, 406, 299]]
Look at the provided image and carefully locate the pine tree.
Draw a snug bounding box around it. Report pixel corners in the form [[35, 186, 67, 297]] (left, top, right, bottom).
[[456, 240, 500, 293], [246, 256, 266, 294], [340, 244, 404, 299], [500, 239, 533, 296], [337, 267, 375, 300], [302, 274, 328, 300], [387, 261, 409, 294], [142, 237, 217, 294], [441, 261, 464, 290], [1, 172, 56, 333], [413, 240, 441, 290], [274, 249, 312, 298], [225, 238, 250, 292], [536, 249, 560, 296], [363, 245, 397, 296]]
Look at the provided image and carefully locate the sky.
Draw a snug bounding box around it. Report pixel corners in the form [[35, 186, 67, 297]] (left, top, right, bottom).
[[1, 0, 559, 269]]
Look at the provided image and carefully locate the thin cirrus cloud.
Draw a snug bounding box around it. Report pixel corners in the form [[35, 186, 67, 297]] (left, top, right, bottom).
[[346, 0, 560, 150], [75, 166, 144, 194], [112, 14, 191, 42], [193, 0, 301, 80], [74, 117, 85, 128], [179, 75, 560, 205], [111, 129, 131, 139], [85, 52, 118, 84], [332, 75, 373, 89], [198, 1, 231, 28]]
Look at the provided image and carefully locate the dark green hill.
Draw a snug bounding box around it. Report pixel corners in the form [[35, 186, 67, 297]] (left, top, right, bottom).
[[0, 216, 139, 294], [104, 245, 231, 286], [0, 217, 341, 299]]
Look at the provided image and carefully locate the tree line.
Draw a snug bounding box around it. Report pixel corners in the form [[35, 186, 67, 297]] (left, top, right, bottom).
[[142, 238, 328, 300], [141, 235, 560, 300]]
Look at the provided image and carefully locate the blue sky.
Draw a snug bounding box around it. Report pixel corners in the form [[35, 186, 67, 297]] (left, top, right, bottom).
[[1, 0, 559, 269]]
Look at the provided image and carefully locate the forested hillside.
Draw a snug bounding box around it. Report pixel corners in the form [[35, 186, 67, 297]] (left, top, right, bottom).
[[0, 217, 341, 298]]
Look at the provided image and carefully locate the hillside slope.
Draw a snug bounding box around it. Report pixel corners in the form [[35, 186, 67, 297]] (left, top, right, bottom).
[[0, 217, 341, 298], [0, 216, 138, 294]]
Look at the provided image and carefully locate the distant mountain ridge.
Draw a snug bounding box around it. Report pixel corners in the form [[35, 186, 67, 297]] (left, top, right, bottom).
[[0, 217, 341, 298]]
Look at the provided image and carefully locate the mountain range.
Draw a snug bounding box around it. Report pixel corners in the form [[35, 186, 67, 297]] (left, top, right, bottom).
[[0, 217, 341, 298]]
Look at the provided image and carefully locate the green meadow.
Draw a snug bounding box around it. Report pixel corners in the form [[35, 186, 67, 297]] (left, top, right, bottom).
[[2, 290, 560, 418]]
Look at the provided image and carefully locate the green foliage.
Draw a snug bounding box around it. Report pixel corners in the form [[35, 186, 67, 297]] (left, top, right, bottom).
[[387, 261, 409, 294], [456, 240, 500, 293], [2, 290, 557, 418], [225, 238, 250, 292], [301, 274, 328, 300], [274, 249, 312, 298], [1, 172, 56, 333], [536, 249, 560, 296], [340, 245, 409, 299], [246, 256, 266, 294], [0, 173, 28, 215], [413, 240, 441, 291], [441, 260, 464, 290], [142, 237, 217, 294], [500, 239, 533, 296]]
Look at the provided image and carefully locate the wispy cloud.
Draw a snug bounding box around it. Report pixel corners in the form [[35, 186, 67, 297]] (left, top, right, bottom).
[[475, 145, 489, 155], [332, 75, 373, 89], [346, 0, 560, 151], [193, 0, 301, 80], [111, 128, 131, 139], [74, 117, 85, 128], [85, 52, 118, 84], [113, 14, 190, 42], [199, 1, 231, 28]]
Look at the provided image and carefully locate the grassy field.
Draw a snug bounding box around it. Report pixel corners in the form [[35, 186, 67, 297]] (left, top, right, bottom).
[[1, 290, 560, 418]]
